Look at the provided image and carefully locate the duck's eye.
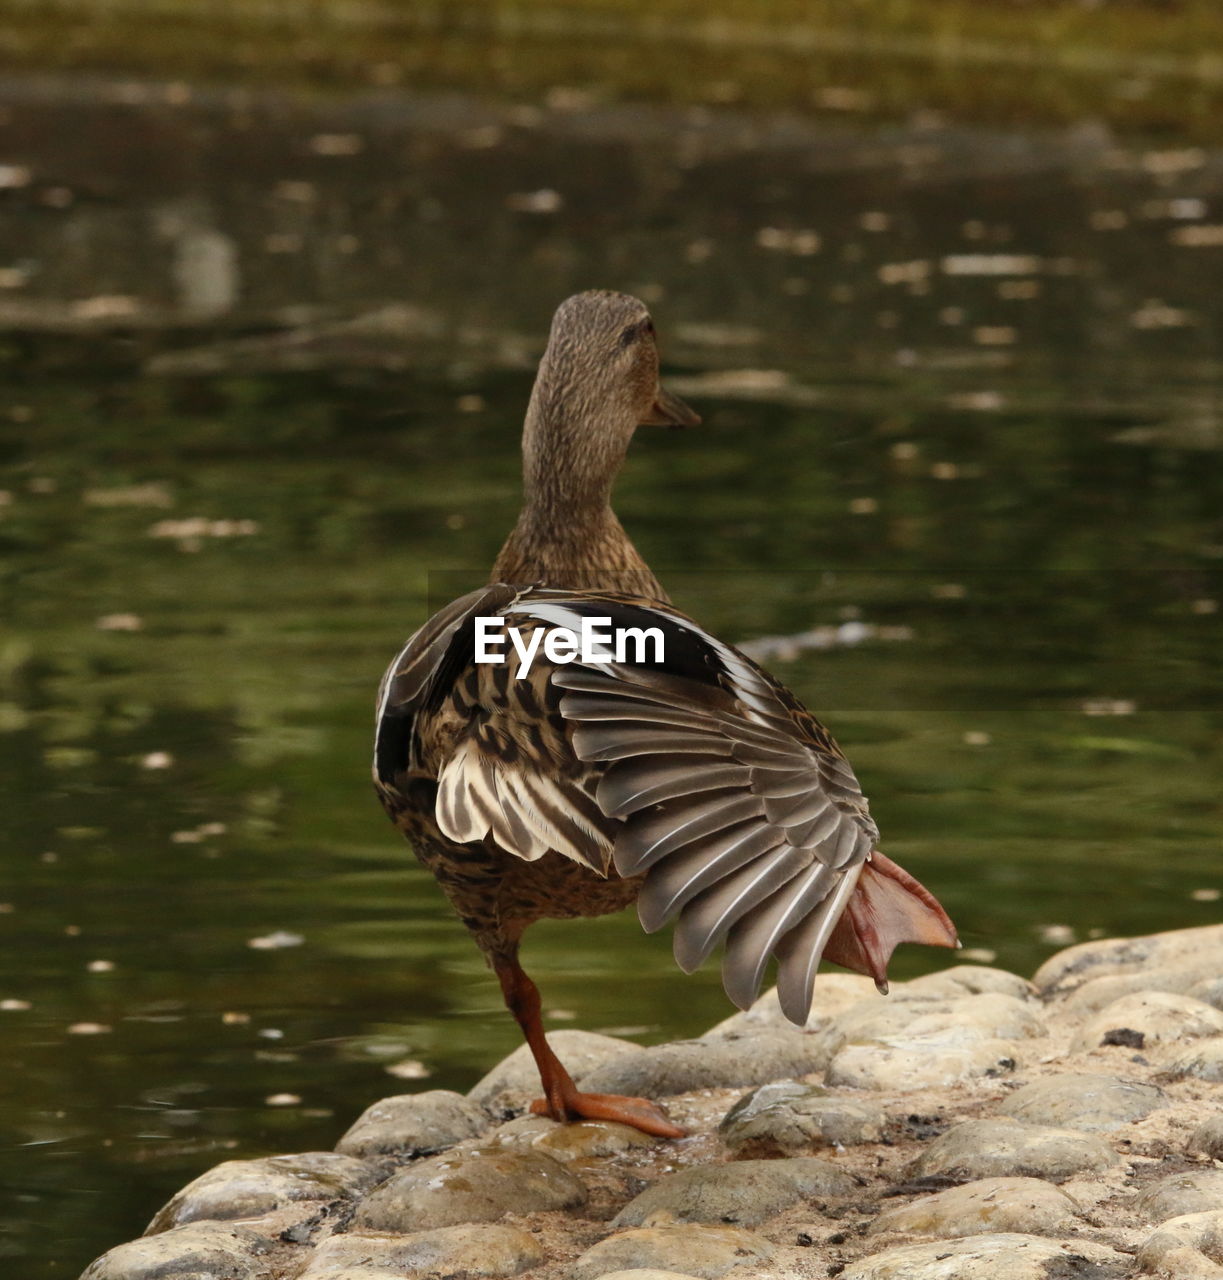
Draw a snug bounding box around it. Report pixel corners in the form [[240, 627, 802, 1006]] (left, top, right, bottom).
[[618, 323, 640, 349]]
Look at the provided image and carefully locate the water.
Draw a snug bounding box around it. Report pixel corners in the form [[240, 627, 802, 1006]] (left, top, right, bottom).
[[1, 68, 1221, 1277]]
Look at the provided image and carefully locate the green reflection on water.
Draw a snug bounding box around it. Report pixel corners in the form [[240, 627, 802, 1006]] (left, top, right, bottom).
[[1, 347, 1220, 1272]]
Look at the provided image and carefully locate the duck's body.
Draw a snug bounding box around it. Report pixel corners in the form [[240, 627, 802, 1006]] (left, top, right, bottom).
[[374, 292, 957, 1136]]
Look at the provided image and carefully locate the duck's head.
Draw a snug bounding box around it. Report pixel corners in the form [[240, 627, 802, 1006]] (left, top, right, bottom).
[[526, 292, 699, 462]]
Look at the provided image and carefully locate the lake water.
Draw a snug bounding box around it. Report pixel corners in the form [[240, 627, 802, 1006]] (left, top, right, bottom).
[[1, 70, 1221, 1276]]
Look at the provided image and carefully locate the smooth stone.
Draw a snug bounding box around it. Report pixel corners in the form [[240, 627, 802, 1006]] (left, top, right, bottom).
[[529, 1118, 660, 1161], [593, 1273, 704, 1280], [706, 974, 879, 1036], [146, 1151, 382, 1233], [1137, 1209, 1223, 1277], [1165, 1036, 1223, 1083], [841, 1232, 1128, 1279], [719, 1081, 885, 1155], [1137, 1170, 1223, 1222], [1033, 925, 1223, 998], [297, 1223, 545, 1278], [611, 1156, 856, 1229], [826, 1032, 1022, 1090], [467, 1030, 641, 1117], [868, 1177, 1082, 1239], [353, 1144, 585, 1231], [1056, 962, 1223, 1016], [894, 967, 1039, 1003], [1188, 1117, 1223, 1160], [569, 1225, 774, 1280], [578, 1031, 823, 1098], [80, 1222, 272, 1280], [1071, 992, 1223, 1053], [997, 1072, 1168, 1132], [816, 993, 1046, 1063], [335, 1090, 490, 1161], [909, 1117, 1119, 1182], [1190, 977, 1223, 1011]]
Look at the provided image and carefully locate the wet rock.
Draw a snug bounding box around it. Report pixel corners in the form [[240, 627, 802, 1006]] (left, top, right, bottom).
[[80, 1222, 273, 1280], [570, 1225, 774, 1280], [297, 1223, 545, 1277], [868, 1177, 1083, 1239], [1033, 924, 1223, 999], [1164, 1036, 1223, 1082], [826, 1031, 1022, 1090], [706, 974, 878, 1035], [467, 1030, 640, 1117], [352, 1144, 585, 1231], [909, 1117, 1119, 1181], [719, 1081, 885, 1155], [335, 1090, 490, 1161], [146, 1151, 381, 1233], [1188, 1116, 1223, 1160], [842, 1232, 1129, 1279], [611, 1156, 856, 1228], [1137, 1170, 1223, 1222], [1071, 991, 1223, 1053], [997, 1072, 1168, 1132], [577, 1031, 822, 1098], [1137, 1209, 1223, 1278]]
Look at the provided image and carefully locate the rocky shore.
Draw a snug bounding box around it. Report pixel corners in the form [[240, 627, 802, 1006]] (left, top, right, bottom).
[[82, 924, 1223, 1280]]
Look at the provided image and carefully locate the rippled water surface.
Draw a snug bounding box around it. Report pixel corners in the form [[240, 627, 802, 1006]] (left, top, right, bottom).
[[1, 65, 1222, 1277]]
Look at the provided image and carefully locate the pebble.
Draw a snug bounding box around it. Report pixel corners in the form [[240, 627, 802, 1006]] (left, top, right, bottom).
[[1137, 1170, 1223, 1222], [80, 1222, 272, 1280], [997, 1072, 1168, 1132], [353, 1144, 586, 1231], [1071, 991, 1223, 1053], [909, 1118, 1119, 1181], [1137, 1209, 1223, 1278], [611, 1156, 857, 1228], [719, 1081, 885, 1155], [297, 1223, 544, 1278], [1187, 1116, 1223, 1160], [1164, 1035, 1223, 1082], [466, 1030, 639, 1117], [577, 1030, 823, 1097], [842, 1232, 1129, 1279], [335, 1089, 490, 1161], [145, 1151, 382, 1233], [569, 1225, 774, 1280], [868, 1176, 1083, 1239]]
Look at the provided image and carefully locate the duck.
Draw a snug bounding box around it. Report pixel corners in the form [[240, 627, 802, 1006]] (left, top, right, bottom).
[[373, 290, 958, 1138]]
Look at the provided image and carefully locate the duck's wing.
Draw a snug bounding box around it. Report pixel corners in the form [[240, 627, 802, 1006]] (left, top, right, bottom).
[[373, 583, 615, 873], [522, 591, 957, 1024]]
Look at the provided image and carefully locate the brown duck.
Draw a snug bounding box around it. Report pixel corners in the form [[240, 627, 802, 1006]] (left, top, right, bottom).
[[374, 291, 958, 1138]]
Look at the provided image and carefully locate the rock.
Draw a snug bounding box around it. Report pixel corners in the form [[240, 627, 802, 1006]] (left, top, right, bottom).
[[611, 1156, 856, 1228], [1033, 925, 1223, 998], [577, 1031, 823, 1097], [1189, 977, 1223, 1011], [1137, 1209, 1223, 1278], [1164, 1036, 1223, 1083], [826, 1032, 1022, 1090], [868, 1177, 1083, 1239], [467, 1030, 640, 1117], [719, 1081, 885, 1155], [1188, 1117, 1223, 1160], [335, 1090, 490, 1161], [894, 967, 1039, 1003], [80, 1222, 273, 1280], [1137, 1170, 1223, 1222], [570, 1226, 774, 1280], [909, 1118, 1119, 1182], [297, 1223, 544, 1278], [1055, 964, 1223, 1016], [706, 974, 879, 1035], [145, 1152, 382, 1233], [1071, 992, 1223, 1053], [594, 1273, 704, 1280], [997, 1073, 1168, 1132], [528, 1118, 661, 1161], [842, 1232, 1129, 1279], [352, 1144, 585, 1231]]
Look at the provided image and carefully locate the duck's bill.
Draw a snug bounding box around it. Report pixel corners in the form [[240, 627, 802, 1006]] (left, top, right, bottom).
[[642, 384, 701, 429]]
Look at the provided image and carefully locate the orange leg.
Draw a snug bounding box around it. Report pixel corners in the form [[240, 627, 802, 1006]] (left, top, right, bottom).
[[494, 953, 685, 1139]]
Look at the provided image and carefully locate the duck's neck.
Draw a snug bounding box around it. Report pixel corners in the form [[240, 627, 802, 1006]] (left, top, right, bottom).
[[490, 398, 668, 602]]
